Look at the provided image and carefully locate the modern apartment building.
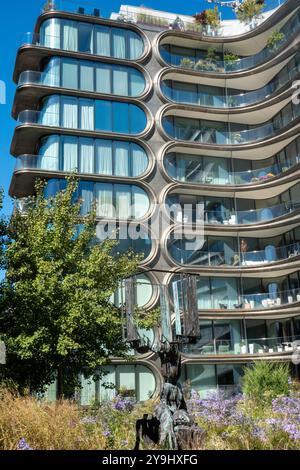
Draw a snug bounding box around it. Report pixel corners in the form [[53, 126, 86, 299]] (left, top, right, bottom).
[[9, 0, 300, 402]]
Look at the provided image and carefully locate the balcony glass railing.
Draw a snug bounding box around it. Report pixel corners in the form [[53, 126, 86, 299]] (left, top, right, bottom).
[[161, 62, 300, 108], [171, 201, 300, 225], [165, 158, 298, 186], [181, 334, 300, 356], [159, 6, 300, 73], [40, 0, 100, 17], [168, 241, 300, 267], [198, 287, 300, 310]]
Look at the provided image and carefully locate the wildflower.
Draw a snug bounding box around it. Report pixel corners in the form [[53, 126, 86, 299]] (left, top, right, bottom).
[[103, 430, 111, 437], [80, 416, 97, 425], [18, 438, 33, 451], [121, 440, 128, 446]]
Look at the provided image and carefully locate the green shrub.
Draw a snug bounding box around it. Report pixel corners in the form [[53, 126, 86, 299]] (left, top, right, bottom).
[[242, 362, 290, 404]]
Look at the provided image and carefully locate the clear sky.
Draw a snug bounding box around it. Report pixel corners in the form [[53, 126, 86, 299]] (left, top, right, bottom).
[[0, 0, 279, 218]]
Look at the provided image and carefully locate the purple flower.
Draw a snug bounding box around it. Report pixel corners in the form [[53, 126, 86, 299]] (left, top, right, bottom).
[[121, 440, 128, 446], [81, 416, 97, 425], [281, 423, 300, 440], [111, 396, 135, 412], [103, 430, 111, 437], [18, 438, 33, 451]]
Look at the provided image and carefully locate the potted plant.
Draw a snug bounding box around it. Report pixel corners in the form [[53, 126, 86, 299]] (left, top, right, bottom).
[[180, 57, 195, 69], [206, 6, 221, 35], [193, 10, 208, 26], [43, 0, 56, 11], [236, 0, 265, 26], [266, 30, 285, 51], [224, 50, 240, 71], [170, 16, 185, 31]]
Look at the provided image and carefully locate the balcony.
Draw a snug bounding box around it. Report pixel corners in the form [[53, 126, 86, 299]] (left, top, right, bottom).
[[181, 334, 300, 356], [168, 241, 300, 268], [159, 6, 300, 74], [161, 59, 300, 109]]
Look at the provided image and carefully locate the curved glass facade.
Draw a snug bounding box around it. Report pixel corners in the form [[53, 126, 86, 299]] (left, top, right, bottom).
[[159, 8, 300, 73], [161, 53, 300, 108], [45, 178, 150, 219], [164, 137, 300, 185], [80, 364, 156, 404], [168, 227, 300, 267], [166, 182, 300, 225], [15, 135, 149, 178], [40, 18, 144, 60], [169, 272, 300, 310], [112, 274, 154, 307], [162, 96, 300, 144], [19, 57, 146, 97], [19, 95, 148, 135]]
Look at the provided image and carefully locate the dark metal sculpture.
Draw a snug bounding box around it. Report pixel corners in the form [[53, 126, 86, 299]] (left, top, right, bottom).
[[125, 275, 205, 450]]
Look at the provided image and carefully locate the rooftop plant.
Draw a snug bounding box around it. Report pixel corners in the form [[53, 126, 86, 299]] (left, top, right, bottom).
[[266, 30, 285, 51], [236, 0, 265, 24]]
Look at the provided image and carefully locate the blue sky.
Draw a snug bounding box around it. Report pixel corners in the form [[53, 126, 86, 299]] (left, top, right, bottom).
[[0, 0, 276, 218]]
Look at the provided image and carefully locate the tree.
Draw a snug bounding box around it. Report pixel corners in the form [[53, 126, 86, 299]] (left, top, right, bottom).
[[0, 177, 140, 397], [236, 0, 264, 24]]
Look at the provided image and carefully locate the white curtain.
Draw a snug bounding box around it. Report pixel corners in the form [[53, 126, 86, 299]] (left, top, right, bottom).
[[129, 69, 145, 96], [113, 29, 126, 59], [95, 140, 112, 175], [62, 136, 78, 171], [80, 139, 94, 173], [132, 144, 147, 176], [132, 186, 149, 218], [115, 184, 131, 219], [95, 64, 111, 94], [95, 26, 110, 56], [41, 96, 60, 127], [79, 181, 94, 215], [62, 60, 78, 89], [41, 19, 60, 49], [80, 99, 94, 130], [113, 67, 128, 96], [43, 58, 60, 87], [80, 64, 94, 92], [62, 97, 78, 128], [95, 183, 114, 218], [39, 136, 59, 171], [136, 366, 155, 401], [128, 31, 143, 59], [115, 141, 129, 176], [63, 21, 78, 52]]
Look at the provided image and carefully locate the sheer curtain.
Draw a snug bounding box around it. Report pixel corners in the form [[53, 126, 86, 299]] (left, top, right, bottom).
[[113, 67, 128, 96], [128, 31, 143, 59], [39, 136, 59, 171], [132, 144, 147, 176], [62, 20, 78, 52], [95, 26, 110, 56], [41, 19, 60, 49], [79, 139, 94, 173], [115, 141, 129, 176], [79, 181, 94, 215], [95, 64, 111, 94], [95, 183, 114, 218], [80, 64, 94, 92], [113, 29, 126, 59], [41, 96, 60, 127], [116, 184, 131, 219], [95, 140, 113, 175], [43, 58, 60, 87], [62, 136, 78, 171], [80, 99, 94, 130], [62, 97, 78, 128], [130, 69, 145, 96], [132, 186, 149, 219], [62, 59, 78, 89]]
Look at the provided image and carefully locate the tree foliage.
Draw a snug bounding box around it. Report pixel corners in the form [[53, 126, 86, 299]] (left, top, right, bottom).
[[0, 177, 140, 396], [236, 0, 264, 24]]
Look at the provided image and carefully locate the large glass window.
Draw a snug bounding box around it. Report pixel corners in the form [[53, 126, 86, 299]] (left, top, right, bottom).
[[45, 179, 149, 220], [40, 19, 145, 60], [80, 364, 156, 404], [40, 95, 147, 135], [39, 136, 148, 177], [43, 57, 146, 97]]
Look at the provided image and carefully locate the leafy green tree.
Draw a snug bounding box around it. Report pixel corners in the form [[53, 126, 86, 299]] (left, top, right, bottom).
[[0, 177, 139, 397]]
